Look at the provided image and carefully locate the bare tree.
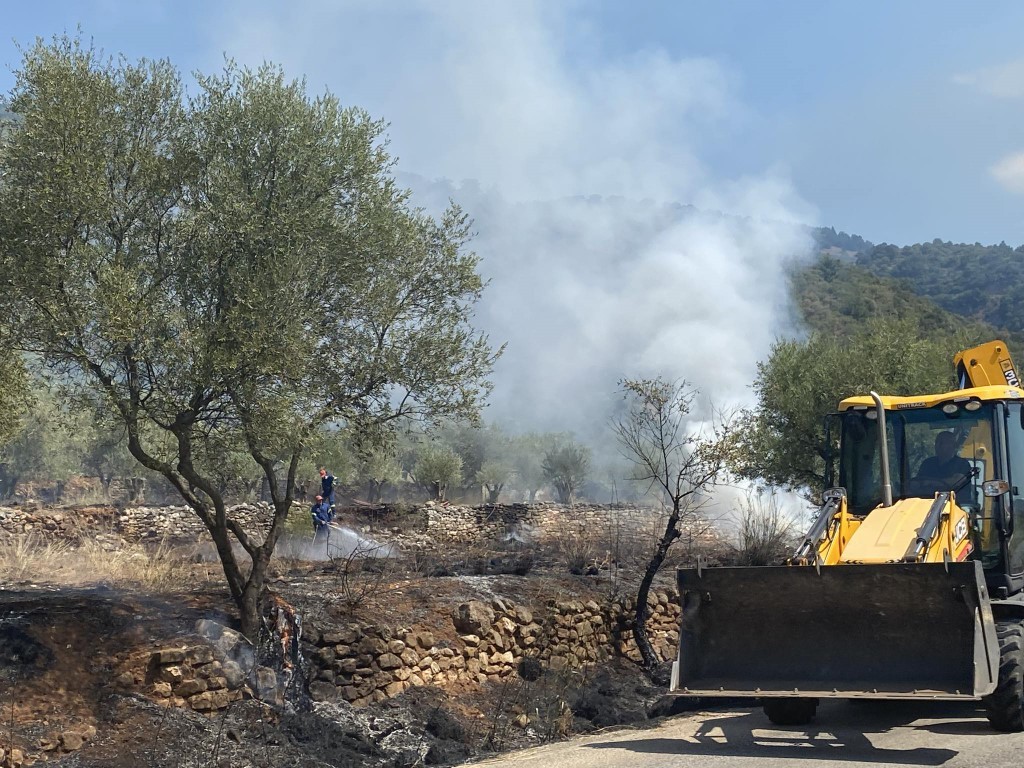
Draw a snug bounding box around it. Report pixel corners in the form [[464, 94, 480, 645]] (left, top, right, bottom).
[[612, 378, 733, 672]]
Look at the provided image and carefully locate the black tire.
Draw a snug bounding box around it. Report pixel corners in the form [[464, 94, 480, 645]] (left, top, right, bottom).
[[984, 620, 1024, 732], [762, 697, 818, 726]]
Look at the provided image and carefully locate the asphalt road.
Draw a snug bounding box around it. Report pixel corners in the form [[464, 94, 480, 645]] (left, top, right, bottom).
[[472, 700, 1024, 768]]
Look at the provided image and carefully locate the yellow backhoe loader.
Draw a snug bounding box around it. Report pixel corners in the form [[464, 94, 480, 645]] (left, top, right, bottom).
[[671, 340, 1024, 730]]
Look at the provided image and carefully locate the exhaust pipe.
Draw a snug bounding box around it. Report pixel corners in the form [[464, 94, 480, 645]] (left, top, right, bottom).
[[871, 391, 893, 507]]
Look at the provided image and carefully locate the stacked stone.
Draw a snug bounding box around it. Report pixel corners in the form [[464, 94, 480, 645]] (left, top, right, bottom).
[[610, 590, 683, 664], [0, 503, 276, 542], [0, 506, 116, 538], [115, 503, 272, 542], [146, 645, 246, 712], [308, 624, 467, 707], [423, 501, 544, 543], [422, 501, 718, 552], [307, 590, 682, 707]]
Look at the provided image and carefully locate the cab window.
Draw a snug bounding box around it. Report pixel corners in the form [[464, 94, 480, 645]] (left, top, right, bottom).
[[1003, 404, 1024, 575]]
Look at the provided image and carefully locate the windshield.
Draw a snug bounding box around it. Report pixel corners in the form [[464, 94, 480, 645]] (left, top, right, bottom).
[[839, 403, 992, 514]]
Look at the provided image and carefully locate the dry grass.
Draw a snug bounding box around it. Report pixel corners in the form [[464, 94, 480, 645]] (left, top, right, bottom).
[[0, 534, 196, 591]]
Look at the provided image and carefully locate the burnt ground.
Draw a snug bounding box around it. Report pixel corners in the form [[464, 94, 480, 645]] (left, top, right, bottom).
[[0, 557, 696, 768]]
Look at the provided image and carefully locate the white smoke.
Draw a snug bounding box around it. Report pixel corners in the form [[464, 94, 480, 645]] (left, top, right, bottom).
[[211, 0, 816, 436]]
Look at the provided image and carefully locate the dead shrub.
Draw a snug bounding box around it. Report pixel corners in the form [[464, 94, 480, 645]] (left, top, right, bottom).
[[554, 527, 600, 575], [734, 491, 797, 566], [0, 534, 194, 590]]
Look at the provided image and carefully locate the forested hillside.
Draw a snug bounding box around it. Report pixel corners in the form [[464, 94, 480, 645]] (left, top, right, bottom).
[[856, 239, 1024, 332], [791, 253, 1024, 349], [795, 228, 1024, 351]]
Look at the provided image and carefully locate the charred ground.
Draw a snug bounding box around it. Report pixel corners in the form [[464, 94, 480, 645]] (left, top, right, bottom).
[[0, 503, 733, 767]]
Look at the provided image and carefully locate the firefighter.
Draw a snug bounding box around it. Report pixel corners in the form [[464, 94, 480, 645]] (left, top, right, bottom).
[[310, 495, 332, 542], [319, 468, 336, 508]]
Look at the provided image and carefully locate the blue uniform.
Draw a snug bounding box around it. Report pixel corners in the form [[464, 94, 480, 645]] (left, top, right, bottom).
[[311, 500, 333, 540], [320, 473, 336, 507]]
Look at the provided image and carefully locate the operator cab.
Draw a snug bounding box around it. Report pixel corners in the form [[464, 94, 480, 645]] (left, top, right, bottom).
[[833, 386, 1024, 594]]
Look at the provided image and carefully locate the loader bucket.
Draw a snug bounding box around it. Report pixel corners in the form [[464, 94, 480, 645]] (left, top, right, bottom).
[[672, 561, 999, 700]]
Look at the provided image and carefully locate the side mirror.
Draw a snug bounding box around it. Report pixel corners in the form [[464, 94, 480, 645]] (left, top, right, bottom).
[[983, 479, 1010, 497]]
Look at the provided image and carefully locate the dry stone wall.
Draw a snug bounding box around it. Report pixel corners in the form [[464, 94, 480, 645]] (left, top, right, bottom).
[[0, 501, 720, 556], [0, 503, 276, 542], [306, 590, 681, 707], [142, 590, 683, 714], [423, 500, 719, 558], [144, 644, 247, 712]]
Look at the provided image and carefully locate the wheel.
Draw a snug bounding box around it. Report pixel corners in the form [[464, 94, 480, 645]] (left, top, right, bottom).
[[984, 620, 1024, 732], [762, 697, 818, 726]]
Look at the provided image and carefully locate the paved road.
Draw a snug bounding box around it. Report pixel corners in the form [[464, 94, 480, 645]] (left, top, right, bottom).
[[473, 700, 1024, 768]]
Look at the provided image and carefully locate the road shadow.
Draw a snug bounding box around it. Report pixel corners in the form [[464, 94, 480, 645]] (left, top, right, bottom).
[[586, 700, 983, 765]]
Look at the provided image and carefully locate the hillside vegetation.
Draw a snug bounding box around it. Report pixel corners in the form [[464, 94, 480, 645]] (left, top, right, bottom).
[[792, 253, 1024, 351], [857, 240, 1024, 333]]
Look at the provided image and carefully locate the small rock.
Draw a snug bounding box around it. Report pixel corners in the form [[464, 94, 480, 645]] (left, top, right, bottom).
[[174, 678, 208, 697], [60, 732, 85, 752], [309, 681, 338, 702], [377, 653, 402, 670], [151, 648, 186, 665]]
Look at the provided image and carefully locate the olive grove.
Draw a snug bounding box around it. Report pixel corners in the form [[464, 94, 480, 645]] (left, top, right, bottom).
[[0, 37, 499, 638]]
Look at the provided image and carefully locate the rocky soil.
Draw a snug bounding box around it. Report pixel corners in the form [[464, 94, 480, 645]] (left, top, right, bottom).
[[0, 503, 730, 767]]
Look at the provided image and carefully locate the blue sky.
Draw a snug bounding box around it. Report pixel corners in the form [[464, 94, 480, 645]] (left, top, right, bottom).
[[5, 1, 1024, 246]]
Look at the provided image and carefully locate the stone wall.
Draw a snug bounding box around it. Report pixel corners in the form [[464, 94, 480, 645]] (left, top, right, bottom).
[[0, 500, 721, 557], [144, 643, 247, 712], [422, 500, 719, 558], [305, 590, 681, 707], [142, 589, 683, 715], [0, 503, 276, 542]]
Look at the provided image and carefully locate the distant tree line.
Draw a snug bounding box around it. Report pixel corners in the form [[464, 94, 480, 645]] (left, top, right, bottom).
[[856, 239, 1024, 334], [0, 376, 623, 507]]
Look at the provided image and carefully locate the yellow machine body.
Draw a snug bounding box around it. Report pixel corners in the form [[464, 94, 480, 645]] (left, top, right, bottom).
[[670, 341, 1020, 703]]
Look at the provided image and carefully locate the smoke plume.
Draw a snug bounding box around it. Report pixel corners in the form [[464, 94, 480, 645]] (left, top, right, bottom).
[[213, 0, 816, 438]]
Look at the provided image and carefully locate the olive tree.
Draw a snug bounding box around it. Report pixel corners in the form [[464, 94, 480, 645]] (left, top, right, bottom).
[[0, 351, 29, 459], [509, 432, 559, 502], [542, 442, 590, 504], [476, 459, 511, 503], [612, 378, 733, 672], [412, 445, 463, 501], [0, 37, 498, 638], [355, 445, 402, 503]]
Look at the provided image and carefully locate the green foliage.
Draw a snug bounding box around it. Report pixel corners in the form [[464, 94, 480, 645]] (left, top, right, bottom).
[[792, 254, 1024, 354], [412, 445, 463, 500], [78, 406, 138, 493], [855, 239, 1024, 335], [476, 459, 511, 503], [1, 387, 66, 491], [508, 431, 565, 502], [0, 35, 498, 637], [792, 255, 983, 340], [542, 442, 591, 504], [0, 348, 30, 447], [810, 226, 872, 255], [354, 444, 402, 503], [731, 317, 969, 494]]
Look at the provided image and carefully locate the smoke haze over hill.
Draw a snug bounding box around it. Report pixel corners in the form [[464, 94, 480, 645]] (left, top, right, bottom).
[[216, 0, 816, 436]]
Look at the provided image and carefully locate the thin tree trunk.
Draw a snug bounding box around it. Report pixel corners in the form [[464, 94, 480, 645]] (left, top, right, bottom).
[[634, 506, 682, 671]]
